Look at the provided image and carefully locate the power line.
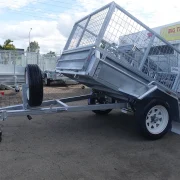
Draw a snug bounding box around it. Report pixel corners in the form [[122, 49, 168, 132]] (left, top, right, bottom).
[[1, 0, 97, 12], [1, 0, 97, 21], [44, 0, 99, 5], [7, 8, 90, 23], [12, 7, 86, 17], [30, 0, 101, 8], [8, 9, 58, 20], [0, 0, 109, 22]]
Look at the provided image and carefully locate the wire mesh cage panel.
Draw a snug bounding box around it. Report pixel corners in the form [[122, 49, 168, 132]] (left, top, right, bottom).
[[26, 52, 39, 65], [66, 6, 109, 50], [0, 50, 61, 89], [68, 26, 84, 49], [64, 2, 180, 92], [44, 56, 57, 71], [102, 7, 180, 90], [39, 55, 58, 71], [0, 50, 25, 86], [0, 51, 68, 108], [0, 50, 24, 65], [0, 51, 59, 72]]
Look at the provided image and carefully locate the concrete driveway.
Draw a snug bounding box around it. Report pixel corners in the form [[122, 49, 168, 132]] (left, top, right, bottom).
[[0, 86, 180, 180], [0, 110, 180, 180]]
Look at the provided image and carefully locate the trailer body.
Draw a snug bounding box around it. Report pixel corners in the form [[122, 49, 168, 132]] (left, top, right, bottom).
[[56, 2, 180, 108], [1, 2, 180, 140]]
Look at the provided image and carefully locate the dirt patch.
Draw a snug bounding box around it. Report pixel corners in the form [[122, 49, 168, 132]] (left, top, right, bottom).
[[0, 85, 91, 107]]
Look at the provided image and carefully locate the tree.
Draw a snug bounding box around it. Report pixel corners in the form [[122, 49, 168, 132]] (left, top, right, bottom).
[[46, 51, 56, 57], [27, 41, 40, 52], [0, 39, 16, 50]]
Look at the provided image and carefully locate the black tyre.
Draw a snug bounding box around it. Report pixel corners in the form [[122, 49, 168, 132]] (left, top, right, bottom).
[[136, 99, 171, 140], [88, 96, 115, 115], [25, 64, 43, 107], [44, 76, 50, 86]]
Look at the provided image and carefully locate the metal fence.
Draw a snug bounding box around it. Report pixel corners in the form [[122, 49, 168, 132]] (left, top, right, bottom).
[[0, 50, 60, 70], [0, 50, 60, 86], [0, 50, 69, 108], [64, 2, 180, 91]]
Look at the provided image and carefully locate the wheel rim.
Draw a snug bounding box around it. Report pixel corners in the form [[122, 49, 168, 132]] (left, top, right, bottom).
[[25, 70, 29, 100], [145, 105, 169, 134]]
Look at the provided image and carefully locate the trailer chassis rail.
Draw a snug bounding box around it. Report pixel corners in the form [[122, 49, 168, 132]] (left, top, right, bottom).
[[0, 85, 129, 121]]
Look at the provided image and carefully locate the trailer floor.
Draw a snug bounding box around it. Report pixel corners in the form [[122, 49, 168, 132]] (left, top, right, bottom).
[[0, 85, 180, 180]]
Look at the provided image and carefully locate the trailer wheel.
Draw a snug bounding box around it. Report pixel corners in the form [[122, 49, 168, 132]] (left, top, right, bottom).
[[25, 64, 43, 107], [88, 96, 115, 115], [136, 99, 171, 140], [44, 76, 50, 86]]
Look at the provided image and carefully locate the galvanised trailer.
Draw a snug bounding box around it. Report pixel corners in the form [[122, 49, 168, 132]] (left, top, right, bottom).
[[1, 2, 180, 140]]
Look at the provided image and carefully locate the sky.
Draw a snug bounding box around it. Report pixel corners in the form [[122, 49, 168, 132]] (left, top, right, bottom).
[[0, 0, 180, 54]]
